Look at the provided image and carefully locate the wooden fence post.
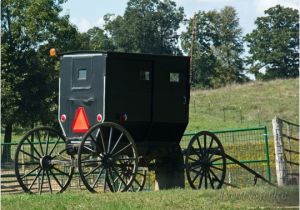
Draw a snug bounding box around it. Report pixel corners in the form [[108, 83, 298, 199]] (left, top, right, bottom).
[[272, 116, 288, 186]]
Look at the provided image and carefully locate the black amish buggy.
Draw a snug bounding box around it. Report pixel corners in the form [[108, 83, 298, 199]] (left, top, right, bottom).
[[14, 50, 230, 193]]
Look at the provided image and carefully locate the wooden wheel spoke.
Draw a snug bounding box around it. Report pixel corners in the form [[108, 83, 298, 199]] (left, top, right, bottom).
[[24, 138, 42, 158], [191, 146, 202, 159], [39, 169, 45, 194], [45, 131, 50, 155], [52, 166, 70, 177], [28, 168, 42, 190], [97, 127, 106, 153], [211, 156, 223, 163], [88, 134, 102, 153], [107, 127, 113, 153], [36, 131, 45, 156], [204, 135, 207, 150], [198, 170, 204, 189], [21, 165, 40, 179], [190, 164, 201, 171], [46, 170, 53, 193], [208, 137, 214, 150], [133, 178, 142, 188], [83, 145, 97, 153], [204, 170, 208, 189], [49, 169, 63, 189], [207, 170, 214, 189], [19, 149, 40, 161], [19, 162, 39, 166], [210, 165, 223, 171], [92, 167, 105, 189], [111, 166, 128, 187], [48, 136, 62, 156], [110, 133, 124, 154], [112, 143, 133, 157], [187, 156, 198, 162], [191, 168, 202, 183], [208, 147, 220, 160], [84, 164, 103, 178], [107, 168, 116, 191], [209, 168, 221, 184]]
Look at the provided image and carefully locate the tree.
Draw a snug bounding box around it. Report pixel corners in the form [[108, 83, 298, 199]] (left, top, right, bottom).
[[245, 5, 299, 80], [1, 0, 81, 162], [79, 27, 115, 51], [104, 0, 184, 54], [181, 7, 247, 87], [181, 11, 217, 87]]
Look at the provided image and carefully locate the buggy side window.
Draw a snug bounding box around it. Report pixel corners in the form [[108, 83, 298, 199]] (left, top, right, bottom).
[[78, 69, 87, 80], [170, 72, 180, 83], [140, 70, 150, 81]]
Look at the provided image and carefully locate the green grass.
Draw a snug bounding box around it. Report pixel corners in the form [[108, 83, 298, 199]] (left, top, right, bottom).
[[2, 186, 298, 210], [187, 78, 299, 132]]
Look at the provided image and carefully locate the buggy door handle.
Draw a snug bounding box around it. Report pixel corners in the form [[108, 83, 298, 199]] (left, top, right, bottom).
[[183, 96, 187, 105], [68, 97, 95, 103]]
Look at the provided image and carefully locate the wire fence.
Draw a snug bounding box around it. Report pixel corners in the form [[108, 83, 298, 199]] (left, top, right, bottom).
[[281, 118, 299, 185], [1, 126, 272, 193], [190, 100, 269, 125]]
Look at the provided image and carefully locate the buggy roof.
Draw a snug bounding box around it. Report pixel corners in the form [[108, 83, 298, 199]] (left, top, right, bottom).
[[59, 50, 190, 59]]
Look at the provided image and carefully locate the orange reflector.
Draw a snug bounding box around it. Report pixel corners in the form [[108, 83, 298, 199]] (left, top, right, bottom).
[[72, 107, 90, 133], [50, 48, 56, 57]]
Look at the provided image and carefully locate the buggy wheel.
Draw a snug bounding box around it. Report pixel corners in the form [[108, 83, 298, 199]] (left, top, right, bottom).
[[15, 127, 74, 194], [127, 167, 147, 192], [185, 131, 226, 189], [78, 122, 138, 193]]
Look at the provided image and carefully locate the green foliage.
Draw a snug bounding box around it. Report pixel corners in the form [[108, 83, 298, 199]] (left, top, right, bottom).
[[79, 27, 115, 51], [104, 0, 184, 54], [245, 5, 299, 80], [1, 186, 298, 209], [1, 0, 83, 149], [181, 7, 248, 88]]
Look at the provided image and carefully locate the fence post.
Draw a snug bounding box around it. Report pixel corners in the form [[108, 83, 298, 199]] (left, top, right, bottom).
[[263, 126, 271, 182], [272, 116, 288, 186]]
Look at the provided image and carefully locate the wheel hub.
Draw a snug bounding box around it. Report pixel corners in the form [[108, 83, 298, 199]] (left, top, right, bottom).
[[101, 154, 114, 167], [40, 155, 53, 169], [200, 157, 212, 168]]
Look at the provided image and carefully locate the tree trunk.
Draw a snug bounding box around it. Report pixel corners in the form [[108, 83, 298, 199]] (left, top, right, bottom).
[[2, 124, 13, 163]]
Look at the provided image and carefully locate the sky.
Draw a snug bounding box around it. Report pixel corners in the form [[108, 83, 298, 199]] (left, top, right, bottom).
[[62, 0, 299, 36]]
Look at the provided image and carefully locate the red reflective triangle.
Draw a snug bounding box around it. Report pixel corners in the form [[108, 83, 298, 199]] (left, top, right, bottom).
[[72, 107, 90, 133]]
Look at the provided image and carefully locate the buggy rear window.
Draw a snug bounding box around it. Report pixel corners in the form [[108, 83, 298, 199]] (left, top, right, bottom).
[[78, 69, 87, 80]]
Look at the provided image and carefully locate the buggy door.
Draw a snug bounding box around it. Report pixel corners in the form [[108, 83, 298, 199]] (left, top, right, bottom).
[[152, 57, 190, 123], [59, 54, 106, 138]]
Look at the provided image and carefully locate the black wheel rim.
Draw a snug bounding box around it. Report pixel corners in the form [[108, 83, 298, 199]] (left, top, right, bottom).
[[15, 127, 74, 194], [78, 122, 138, 193], [186, 131, 226, 189]]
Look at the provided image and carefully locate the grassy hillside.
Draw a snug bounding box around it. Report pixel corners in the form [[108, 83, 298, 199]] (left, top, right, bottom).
[[187, 78, 299, 132], [2, 186, 298, 210]]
